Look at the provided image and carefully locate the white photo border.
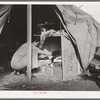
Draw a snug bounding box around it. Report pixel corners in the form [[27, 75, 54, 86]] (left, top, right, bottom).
[[0, 1, 100, 99]]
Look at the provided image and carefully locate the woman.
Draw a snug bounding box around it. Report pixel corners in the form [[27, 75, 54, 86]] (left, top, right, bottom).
[[11, 41, 52, 71], [39, 25, 56, 49]]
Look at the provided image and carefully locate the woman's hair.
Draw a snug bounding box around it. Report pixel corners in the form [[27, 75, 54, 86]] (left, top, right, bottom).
[[33, 36, 40, 42], [41, 21, 54, 31]]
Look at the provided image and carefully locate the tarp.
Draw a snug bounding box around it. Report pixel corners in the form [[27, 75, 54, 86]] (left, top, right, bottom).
[[0, 5, 12, 35], [55, 5, 100, 70]]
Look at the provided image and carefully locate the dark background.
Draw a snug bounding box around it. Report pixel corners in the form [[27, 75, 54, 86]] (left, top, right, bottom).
[[0, 5, 60, 44], [0, 5, 61, 71]]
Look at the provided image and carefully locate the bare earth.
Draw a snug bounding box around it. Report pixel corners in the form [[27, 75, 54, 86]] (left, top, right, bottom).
[[0, 70, 100, 91]]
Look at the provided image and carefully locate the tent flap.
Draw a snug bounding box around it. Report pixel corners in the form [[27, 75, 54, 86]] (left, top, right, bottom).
[[55, 5, 100, 70], [0, 5, 12, 35]]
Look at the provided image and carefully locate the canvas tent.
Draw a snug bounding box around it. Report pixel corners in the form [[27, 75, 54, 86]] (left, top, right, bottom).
[[0, 5, 100, 75], [54, 5, 100, 71]]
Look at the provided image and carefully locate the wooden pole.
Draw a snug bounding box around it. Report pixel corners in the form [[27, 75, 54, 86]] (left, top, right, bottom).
[[27, 5, 32, 82], [61, 35, 66, 80]]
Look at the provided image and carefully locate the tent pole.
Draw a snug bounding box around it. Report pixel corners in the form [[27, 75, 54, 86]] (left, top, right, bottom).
[[27, 5, 32, 82], [61, 35, 66, 80]]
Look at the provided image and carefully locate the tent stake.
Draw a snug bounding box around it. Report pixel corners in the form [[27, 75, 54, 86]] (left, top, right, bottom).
[[27, 5, 32, 82]]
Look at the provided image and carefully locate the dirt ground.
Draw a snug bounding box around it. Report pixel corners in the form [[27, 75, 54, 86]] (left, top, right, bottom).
[[0, 69, 100, 91]]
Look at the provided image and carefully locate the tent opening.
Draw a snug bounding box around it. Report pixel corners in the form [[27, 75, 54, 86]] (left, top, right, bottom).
[[32, 5, 62, 52]]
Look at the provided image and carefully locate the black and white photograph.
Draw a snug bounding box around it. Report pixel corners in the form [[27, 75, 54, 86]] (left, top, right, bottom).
[[1, 2, 100, 95]]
